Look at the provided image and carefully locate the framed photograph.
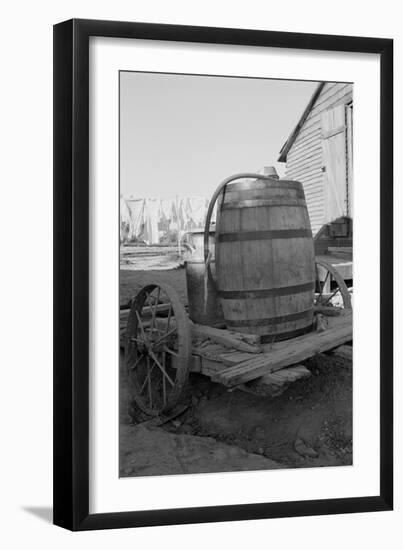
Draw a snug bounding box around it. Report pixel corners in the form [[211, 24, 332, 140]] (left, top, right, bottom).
[[53, 19, 393, 530]]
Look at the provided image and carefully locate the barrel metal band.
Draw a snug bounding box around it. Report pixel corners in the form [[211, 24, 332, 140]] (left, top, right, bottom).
[[225, 308, 313, 327], [218, 281, 314, 300], [260, 323, 314, 343], [218, 229, 313, 242], [229, 181, 302, 192], [225, 188, 305, 198], [221, 198, 307, 210]]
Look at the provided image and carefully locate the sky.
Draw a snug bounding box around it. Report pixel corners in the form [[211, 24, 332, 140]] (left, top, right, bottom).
[[120, 72, 318, 199]]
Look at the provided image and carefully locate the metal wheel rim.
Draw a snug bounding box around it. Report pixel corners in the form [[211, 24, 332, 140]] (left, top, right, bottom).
[[314, 258, 352, 309], [124, 283, 191, 416]]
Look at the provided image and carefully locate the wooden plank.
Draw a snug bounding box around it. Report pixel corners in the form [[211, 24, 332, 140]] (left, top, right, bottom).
[[191, 323, 262, 353], [193, 343, 230, 361], [199, 357, 229, 377], [218, 351, 257, 366], [263, 365, 311, 383], [119, 312, 263, 354], [327, 247, 353, 255], [331, 344, 353, 361], [212, 312, 352, 387], [257, 365, 311, 385], [313, 305, 344, 317], [238, 365, 311, 397], [193, 324, 261, 345]]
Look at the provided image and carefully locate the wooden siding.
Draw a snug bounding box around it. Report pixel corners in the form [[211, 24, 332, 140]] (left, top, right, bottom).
[[285, 83, 353, 235]]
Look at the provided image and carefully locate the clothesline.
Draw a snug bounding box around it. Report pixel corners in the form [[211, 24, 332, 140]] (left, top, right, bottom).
[[120, 196, 213, 244]]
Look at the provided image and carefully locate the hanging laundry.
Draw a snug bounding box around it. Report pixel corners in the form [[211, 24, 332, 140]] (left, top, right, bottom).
[[186, 196, 208, 229], [120, 195, 210, 244], [126, 198, 146, 241], [143, 198, 160, 244]]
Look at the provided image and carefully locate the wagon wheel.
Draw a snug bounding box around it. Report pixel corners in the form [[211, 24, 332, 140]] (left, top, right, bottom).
[[314, 258, 352, 309], [125, 283, 191, 416]]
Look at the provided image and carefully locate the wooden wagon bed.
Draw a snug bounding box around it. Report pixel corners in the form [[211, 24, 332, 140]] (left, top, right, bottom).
[[187, 311, 352, 387], [121, 307, 352, 389]]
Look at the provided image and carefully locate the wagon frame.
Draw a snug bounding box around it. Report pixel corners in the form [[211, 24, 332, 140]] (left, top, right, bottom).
[[122, 258, 352, 417]]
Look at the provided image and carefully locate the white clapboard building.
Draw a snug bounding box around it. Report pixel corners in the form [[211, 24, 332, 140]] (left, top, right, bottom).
[[278, 81, 353, 284], [278, 82, 353, 242]]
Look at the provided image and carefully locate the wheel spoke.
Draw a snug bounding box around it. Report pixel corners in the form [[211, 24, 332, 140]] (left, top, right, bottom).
[[163, 346, 179, 357], [140, 361, 156, 393], [135, 311, 149, 346], [153, 327, 177, 347], [315, 263, 321, 302], [315, 259, 352, 309], [323, 270, 330, 292], [317, 277, 328, 304], [148, 349, 175, 387], [318, 279, 323, 303], [128, 354, 144, 371], [322, 286, 341, 306], [125, 283, 191, 415], [318, 273, 327, 301], [130, 336, 146, 344], [154, 287, 161, 330], [140, 370, 149, 394], [149, 287, 160, 336]]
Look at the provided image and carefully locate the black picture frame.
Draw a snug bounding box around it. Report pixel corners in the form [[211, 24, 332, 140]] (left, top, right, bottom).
[[53, 18, 393, 531]]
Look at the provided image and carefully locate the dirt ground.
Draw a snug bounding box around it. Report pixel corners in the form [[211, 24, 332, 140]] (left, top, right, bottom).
[[120, 267, 188, 306], [120, 266, 352, 477]]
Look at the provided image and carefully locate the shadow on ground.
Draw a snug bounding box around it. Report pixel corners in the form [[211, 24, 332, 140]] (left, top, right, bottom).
[[22, 506, 53, 523]]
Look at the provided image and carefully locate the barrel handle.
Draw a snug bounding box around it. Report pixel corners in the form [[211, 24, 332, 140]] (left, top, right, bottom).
[[203, 173, 275, 288]]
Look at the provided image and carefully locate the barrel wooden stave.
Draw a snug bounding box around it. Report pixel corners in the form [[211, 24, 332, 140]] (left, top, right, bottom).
[[216, 178, 315, 341]]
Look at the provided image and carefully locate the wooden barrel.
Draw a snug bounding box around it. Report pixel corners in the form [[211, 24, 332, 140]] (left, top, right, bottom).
[[215, 177, 315, 341]]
